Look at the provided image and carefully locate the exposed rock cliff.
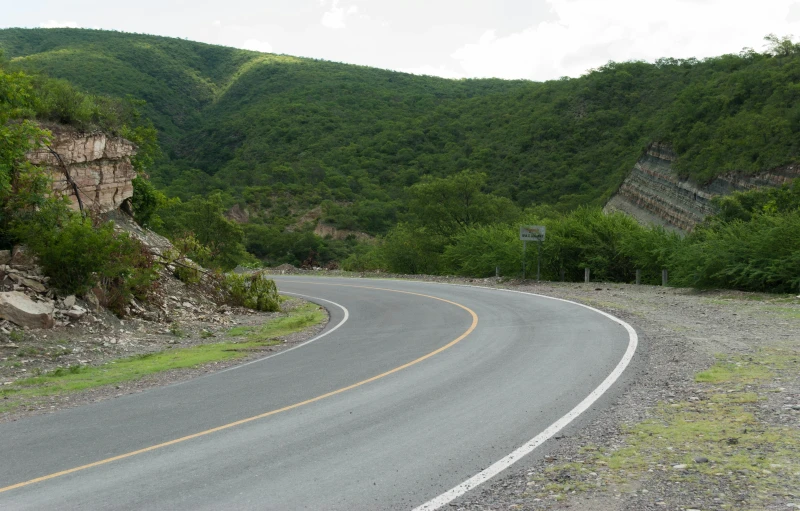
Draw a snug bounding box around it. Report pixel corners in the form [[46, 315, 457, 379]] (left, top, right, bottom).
[[604, 143, 800, 232], [26, 126, 137, 214]]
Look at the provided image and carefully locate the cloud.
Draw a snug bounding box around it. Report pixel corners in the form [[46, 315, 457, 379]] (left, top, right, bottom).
[[39, 20, 79, 29], [212, 20, 221, 26], [448, 0, 800, 81], [321, 0, 356, 29], [241, 38, 273, 53], [788, 2, 800, 22]]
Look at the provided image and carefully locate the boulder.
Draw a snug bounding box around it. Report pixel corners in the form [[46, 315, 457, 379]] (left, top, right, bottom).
[[9, 275, 47, 294], [0, 292, 55, 329], [65, 305, 88, 320], [9, 246, 35, 270], [84, 289, 101, 311], [0, 250, 10, 265]]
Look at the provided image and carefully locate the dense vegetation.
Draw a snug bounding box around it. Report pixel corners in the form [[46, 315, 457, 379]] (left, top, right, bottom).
[[2, 30, 799, 229], [343, 172, 800, 293], [1, 29, 798, 292], [0, 59, 162, 312]]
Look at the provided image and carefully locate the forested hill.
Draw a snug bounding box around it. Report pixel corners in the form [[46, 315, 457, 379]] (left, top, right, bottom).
[[1, 28, 799, 235]]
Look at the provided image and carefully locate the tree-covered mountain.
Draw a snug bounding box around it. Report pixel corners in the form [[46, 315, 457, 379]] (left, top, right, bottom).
[[1, 28, 799, 241]]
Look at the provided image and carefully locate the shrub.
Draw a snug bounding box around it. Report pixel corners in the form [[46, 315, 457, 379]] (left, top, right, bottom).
[[223, 272, 281, 312], [15, 215, 158, 312], [130, 177, 166, 228], [670, 211, 800, 293], [162, 234, 210, 284], [380, 223, 446, 275], [341, 243, 385, 272], [154, 193, 252, 271]]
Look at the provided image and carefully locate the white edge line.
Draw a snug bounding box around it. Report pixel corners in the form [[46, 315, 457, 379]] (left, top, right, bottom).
[[412, 285, 639, 511], [212, 292, 349, 375]]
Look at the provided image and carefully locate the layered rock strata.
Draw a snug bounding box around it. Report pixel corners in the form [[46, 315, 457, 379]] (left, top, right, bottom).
[[605, 143, 800, 232], [26, 126, 137, 214]]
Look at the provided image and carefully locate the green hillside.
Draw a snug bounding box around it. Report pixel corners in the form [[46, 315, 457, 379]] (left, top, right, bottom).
[[1, 28, 799, 237]]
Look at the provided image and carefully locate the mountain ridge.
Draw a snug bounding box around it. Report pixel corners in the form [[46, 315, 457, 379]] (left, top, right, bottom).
[[2, 28, 799, 237]]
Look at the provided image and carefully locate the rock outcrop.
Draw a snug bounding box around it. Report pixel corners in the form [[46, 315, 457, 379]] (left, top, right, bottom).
[[605, 143, 800, 232], [26, 126, 137, 214]]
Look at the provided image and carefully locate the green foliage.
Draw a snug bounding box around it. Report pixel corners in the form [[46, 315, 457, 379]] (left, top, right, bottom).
[[243, 222, 360, 268], [618, 226, 682, 284], [4, 29, 800, 294], [408, 171, 520, 236], [223, 272, 280, 312], [130, 176, 166, 227], [380, 223, 446, 275], [664, 184, 800, 293], [439, 197, 800, 293], [15, 214, 157, 308], [711, 182, 800, 223], [341, 242, 385, 272], [0, 64, 159, 314], [5, 28, 800, 232], [155, 192, 251, 270], [161, 234, 209, 284], [121, 120, 161, 172], [442, 208, 651, 281], [671, 211, 800, 293], [443, 223, 520, 277]]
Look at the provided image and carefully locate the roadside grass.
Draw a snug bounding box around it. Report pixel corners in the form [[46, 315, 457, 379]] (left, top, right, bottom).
[[695, 357, 774, 384], [524, 348, 800, 509], [227, 302, 325, 341], [0, 301, 326, 410]]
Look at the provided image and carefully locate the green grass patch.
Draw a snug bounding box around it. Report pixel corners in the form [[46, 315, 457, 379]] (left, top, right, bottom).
[[695, 360, 773, 384], [0, 401, 19, 413], [695, 349, 799, 384], [227, 302, 325, 342], [0, 301, 326, 404]]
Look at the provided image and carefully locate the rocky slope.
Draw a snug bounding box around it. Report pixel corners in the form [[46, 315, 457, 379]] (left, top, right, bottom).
[[605, 143, 800, 232]]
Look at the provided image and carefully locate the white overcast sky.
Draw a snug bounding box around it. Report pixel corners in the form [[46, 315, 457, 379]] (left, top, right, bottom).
[[5, 0, 800, 81]]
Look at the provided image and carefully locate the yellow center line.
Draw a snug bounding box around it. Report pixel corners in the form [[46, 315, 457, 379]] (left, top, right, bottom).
[[0, 283, 478, 494]]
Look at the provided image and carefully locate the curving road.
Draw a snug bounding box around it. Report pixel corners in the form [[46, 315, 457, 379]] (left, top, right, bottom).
[[0, 277, 637, 510]]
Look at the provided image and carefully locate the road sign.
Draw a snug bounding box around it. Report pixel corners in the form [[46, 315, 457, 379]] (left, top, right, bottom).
[[520, 225, 546, 242], [520, 225, 546, 280]]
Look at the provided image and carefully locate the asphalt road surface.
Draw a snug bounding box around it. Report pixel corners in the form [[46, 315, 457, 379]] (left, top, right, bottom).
[[0, 277, 636, 510]]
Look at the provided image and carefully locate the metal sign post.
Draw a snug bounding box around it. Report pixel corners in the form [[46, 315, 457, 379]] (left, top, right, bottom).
[[522, 240, 527, 280], [537, 239, 542, 281], [520, 225, 546, 281]]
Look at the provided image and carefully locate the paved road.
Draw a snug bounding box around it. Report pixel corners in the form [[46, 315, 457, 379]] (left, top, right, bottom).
[[0, 277, 635, 510]]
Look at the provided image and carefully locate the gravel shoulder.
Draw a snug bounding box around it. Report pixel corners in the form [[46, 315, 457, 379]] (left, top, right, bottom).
[[450, 279, 800, 511]]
